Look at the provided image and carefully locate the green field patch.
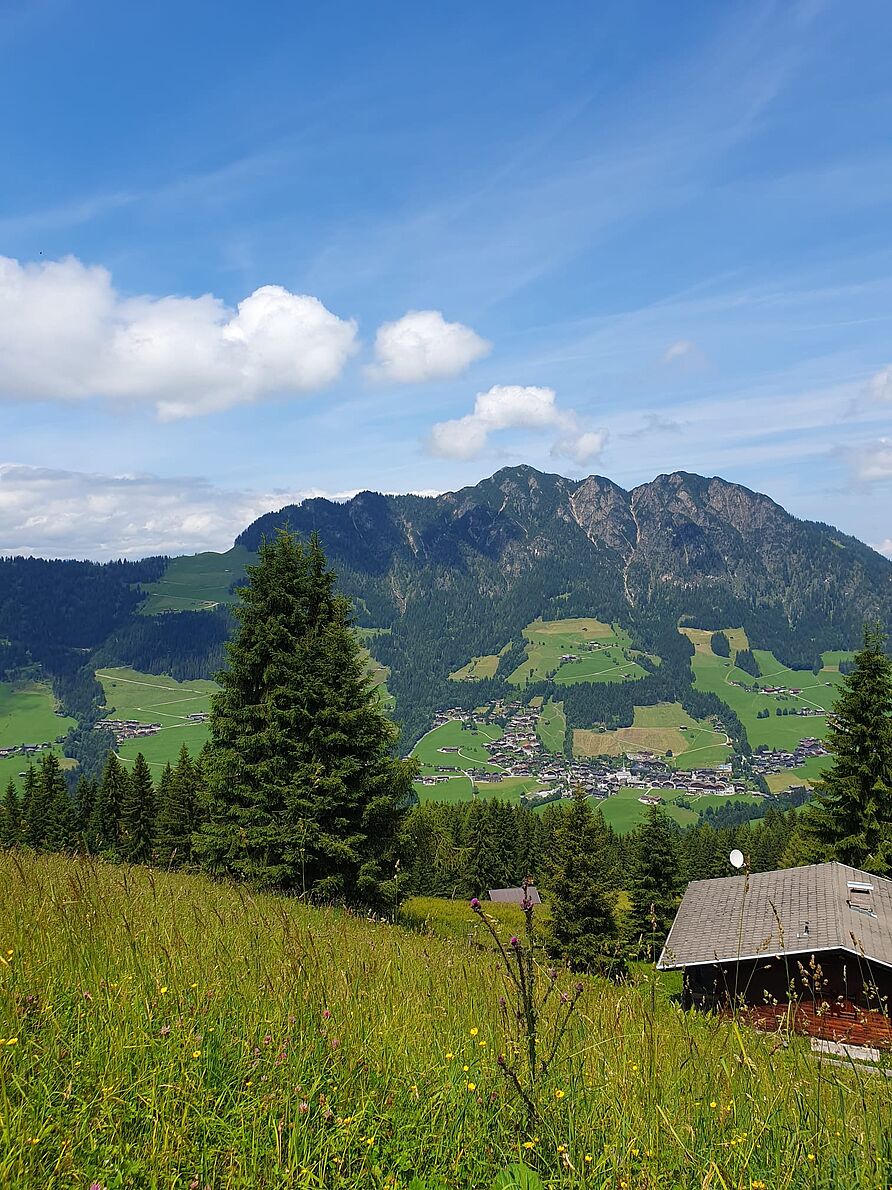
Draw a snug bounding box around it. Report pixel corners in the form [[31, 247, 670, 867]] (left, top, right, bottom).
[[573, 702, 730, 766], [0, 681, 74, 749], [476, 776, 551, 799], [507, 617, 649, 687], [0, 750, 76, 792], [412, 774, 474, 803], [449, 647, 507, 681], [97, 667, 217, 770], [411, 720, 503, 772], [536, 699, 566, 753], [138, 546, 255, 614], [597, 787, 762, 835], [685, 632, 848, 752]]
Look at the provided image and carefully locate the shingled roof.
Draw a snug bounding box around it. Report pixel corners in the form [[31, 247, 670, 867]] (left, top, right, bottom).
[[658, 862, 892, 971]]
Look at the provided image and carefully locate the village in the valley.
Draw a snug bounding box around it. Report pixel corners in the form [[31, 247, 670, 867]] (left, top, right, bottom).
[[417, 701, 824, 806]]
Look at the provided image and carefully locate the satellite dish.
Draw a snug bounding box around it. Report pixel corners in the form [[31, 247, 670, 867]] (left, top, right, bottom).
[[729, 849, 744, 870]]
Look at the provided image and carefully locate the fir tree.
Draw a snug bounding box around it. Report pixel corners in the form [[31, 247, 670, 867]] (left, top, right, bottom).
[[466, 799, 511, 896], [626, 806, 682, 961], [91, 752, 128, 852], [120, 753, 155, 864], [196, 530, 417, 902], [155, 747, 200, 866], [2, 780, 22, 847], [73, 777, 97, 843], [794, 624, 892, 873], [39, 753, 75, 851], [545, 789, 623, 976]]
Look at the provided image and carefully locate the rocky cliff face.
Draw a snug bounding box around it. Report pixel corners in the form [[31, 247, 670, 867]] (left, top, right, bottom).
[[238, 464, 891, 645]]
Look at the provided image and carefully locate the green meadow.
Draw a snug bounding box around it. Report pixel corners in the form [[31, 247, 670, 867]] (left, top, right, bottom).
[[596, 786, 763, 835], [574, 702, 732, 769], [506, 618, 650, 687], [0, 750, 76, 793], [96, 667, 217, 771], [681, 628, 849, 767], [411, 720, 503, 773], [1, 853, 888, 1189], [138, 546, 254, 614], [536, 699, 566, 753], [0, 681, 74, 748]]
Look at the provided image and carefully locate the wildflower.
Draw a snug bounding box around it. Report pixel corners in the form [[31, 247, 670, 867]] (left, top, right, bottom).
[[555, 1089, 565, 1100], [89, 1183, 106, 1190], [751, 1182, 767, 1189], [366, 1137, 375, 1146], [445, 1052, 454, 1059], [470, 898, 480, 909], [5, 1038, 18, 1046], [192, 1050, 201, 1058], [631, 1148, 639, 1157], [478, 1040, 486, 1047], [469, 1027, 479, 1036], [160, 986, 167, 995], [467, 1082, 476, 1092], [557, 1145, 567, 1154], [322, 1009, 331, 1019], [463, 1065, 470, 1072], [709, 1100, 717, 1109], [190, 982, 198, 989], [807, 1154, 816, 1162], [523, 1141, 535, 1150], [510, 936, 519, 948], [584, 1155, 592, 1163], [299, 1101, 309, 1114]]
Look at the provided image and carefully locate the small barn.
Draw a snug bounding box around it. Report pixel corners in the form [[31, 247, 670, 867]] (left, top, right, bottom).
[[488, 886, 541, 906], [658, 862, 892, 1046]]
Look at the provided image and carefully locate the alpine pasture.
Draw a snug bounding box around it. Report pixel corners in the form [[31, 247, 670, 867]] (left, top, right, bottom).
[[0, 852, 888, 1189]]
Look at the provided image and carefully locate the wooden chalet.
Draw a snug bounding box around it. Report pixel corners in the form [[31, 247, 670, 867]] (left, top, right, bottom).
[[658, 862, 892, 1048]]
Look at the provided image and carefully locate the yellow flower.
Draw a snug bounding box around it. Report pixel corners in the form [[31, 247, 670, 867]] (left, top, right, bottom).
[[709, 1100, 717, 1109], [160, 986, 167, 995], [557, 1144, 567, 1154], [469, 1027, 479, 1036], [445, 1052, 454, 1059], [191, 982, 198, 988], [466, 1082, 476, 1092], [5, 1038, 18, 1046], [192, 1050, 201, 1058], [631, 1148, 639, 1156], [522, 1140, 535, 1150], [584, 1155, 592, 1163], [462, 1064, 470, 1072], [807, 1154, 816, 1162], [555, 1089, 565, 1100], [478, 1040, 486, 1047], [366, 1137, 375, 1146]]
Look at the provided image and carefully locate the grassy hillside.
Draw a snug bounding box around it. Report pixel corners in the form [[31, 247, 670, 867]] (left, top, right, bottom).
[[0, 854, 888, 1188], [681, 628, 850, 783], [138, 546, 254, 614], [0, 681, 74, 748], [96, 667, 217, 770], [506, 618, 650, 687]]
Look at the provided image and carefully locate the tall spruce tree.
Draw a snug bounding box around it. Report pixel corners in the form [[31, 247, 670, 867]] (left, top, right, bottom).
[[2, 780, 22, 847], [196, 530, 417, 902], [155, 746, 200, 866], [627, 806, 682, 961], [39, 753, 75, 851], [794, 624, 892, 873], [120, 753, 155, 864], [545, 789, 622, 976], [91, 752, 128, 852]]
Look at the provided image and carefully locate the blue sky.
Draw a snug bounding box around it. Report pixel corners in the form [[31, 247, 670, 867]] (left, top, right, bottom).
[[1, 0, 891, 558]]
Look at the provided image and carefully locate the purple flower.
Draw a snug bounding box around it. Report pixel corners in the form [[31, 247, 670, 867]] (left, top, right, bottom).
[[322, 1009, 331, 1019], [510, 936, 519, 948], [470, 898, 480, 910]]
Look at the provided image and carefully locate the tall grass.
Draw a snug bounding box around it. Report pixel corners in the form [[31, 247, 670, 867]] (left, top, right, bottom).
[[0, 853, 889, 1189]]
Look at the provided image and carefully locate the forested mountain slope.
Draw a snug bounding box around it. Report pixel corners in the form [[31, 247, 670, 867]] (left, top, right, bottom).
[[2, 467, 890, 745]]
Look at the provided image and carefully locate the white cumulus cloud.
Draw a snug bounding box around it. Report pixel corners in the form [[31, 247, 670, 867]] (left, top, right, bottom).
[[369, 309, 490, 383], [0, 255, 358, 419], [427, 384, 606, 465], [874, 538, 892, 559]]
